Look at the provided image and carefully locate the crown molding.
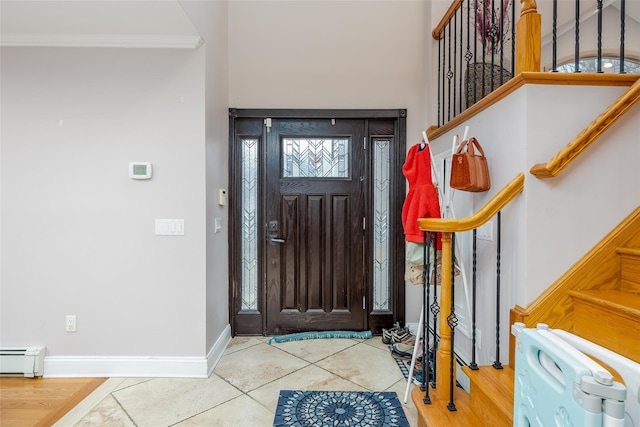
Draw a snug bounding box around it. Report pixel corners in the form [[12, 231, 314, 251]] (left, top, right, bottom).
[[0, 33, 204, 49]]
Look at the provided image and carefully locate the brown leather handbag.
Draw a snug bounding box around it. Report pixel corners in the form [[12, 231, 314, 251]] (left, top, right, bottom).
[[450, 137, 491, 192]]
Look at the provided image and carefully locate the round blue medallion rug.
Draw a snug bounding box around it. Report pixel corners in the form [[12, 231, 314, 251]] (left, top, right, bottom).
[[273, 390, 410, 427]]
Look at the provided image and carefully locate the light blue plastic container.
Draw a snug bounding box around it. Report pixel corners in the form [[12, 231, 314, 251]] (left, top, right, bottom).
[[513, 324, 605, 427], [550, 327, 638, 427]]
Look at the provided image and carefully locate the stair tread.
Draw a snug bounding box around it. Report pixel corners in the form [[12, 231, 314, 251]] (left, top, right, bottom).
[[411, 384, 484, 427], [464, 365, 514, 420], [570, 289, 640, 363], [569, 289, 640, 317]]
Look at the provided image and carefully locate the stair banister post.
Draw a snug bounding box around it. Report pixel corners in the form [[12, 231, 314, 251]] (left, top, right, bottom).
[[436, 231, 457, 402], [515, 0, 541, 74]]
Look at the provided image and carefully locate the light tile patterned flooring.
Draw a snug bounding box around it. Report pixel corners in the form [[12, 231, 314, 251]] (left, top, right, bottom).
[[54, 336, 418, 426]]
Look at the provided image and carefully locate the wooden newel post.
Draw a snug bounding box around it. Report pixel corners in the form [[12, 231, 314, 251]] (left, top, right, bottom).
[[516, 0, 541, 74], [436, 232, 455, 401]]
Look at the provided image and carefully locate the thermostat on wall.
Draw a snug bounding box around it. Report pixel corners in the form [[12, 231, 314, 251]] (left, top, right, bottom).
[[129, 162, 152, 179]]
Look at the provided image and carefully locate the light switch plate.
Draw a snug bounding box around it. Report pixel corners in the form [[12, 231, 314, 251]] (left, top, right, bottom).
[[155, 219, 185, 236], [477, 221, 493, 241]]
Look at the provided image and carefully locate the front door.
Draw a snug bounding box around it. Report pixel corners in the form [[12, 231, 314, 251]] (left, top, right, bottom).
[[229, 109, 407, 337], [265, 119, 365, 334]]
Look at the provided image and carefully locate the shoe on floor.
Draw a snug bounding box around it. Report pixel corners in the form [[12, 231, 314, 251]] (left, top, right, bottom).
[[390, 328, 413, 344], [391, 339, 422, 359], [381, 322, 402, 344]]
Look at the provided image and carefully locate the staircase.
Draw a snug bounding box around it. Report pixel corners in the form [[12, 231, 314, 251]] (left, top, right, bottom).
[[570, 248, 640, 365], [413, 242, 640, 427]]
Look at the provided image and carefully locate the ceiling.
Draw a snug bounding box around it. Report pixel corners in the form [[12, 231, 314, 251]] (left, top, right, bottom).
[[0, 1, 202, 48], [1, 0, 638, 50]]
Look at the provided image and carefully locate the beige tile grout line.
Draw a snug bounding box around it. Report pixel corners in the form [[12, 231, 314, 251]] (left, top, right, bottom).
[[53, 378, 129, 427]]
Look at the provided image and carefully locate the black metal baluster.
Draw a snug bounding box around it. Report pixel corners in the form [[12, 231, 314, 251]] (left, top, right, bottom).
[[499, 0, 505, 85], [552, 0, 558, 71], [620, 0, 626, 74], [422, 231, 432, 404], [430, 233, 439, 389], [473, 0, 479, 105], [510, 0, 515, 76], [438, 38, 442, 126], [453, 11, 458, 118], [597, 0, 603, 73], [447, 233, 458, 411], [447, 20, 453, 122], [458, 8, 464, 115], [574, 0, 580, 73], [465, 0, 473, 111], [490, 0, 496, 92], [469, 228, 479, 370], [492, 212, 503, 370], [481, 0, 487, 97], [441, 36, 446, 126]]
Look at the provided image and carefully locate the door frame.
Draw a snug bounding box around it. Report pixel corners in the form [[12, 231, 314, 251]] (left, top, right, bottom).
[[228, 108, 407, 336]]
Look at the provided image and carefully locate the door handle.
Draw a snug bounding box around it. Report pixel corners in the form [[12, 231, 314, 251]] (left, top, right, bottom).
[[269, 237, 286, 244]]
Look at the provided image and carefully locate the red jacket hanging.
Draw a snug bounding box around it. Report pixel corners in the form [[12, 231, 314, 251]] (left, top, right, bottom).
[[402, 143, 442, 248]]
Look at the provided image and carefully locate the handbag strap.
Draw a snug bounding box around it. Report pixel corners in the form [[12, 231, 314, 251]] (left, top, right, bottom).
[[456, 137, 485, 157], [469, 137, 485, 157], [455, 139, 472, 155]]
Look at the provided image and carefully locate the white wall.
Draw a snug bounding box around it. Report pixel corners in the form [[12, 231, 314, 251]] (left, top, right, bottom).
[[228, 0, 428, 132], [427, 83, 640, 364], [524, 85, 640, 305], [179, 0, 231, 373], [0, 0, 431, 377], [228, 0, 431, 324], [0, 46, 209, 376]]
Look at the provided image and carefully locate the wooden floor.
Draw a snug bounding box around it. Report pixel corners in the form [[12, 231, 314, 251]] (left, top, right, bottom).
[[0, 377, 106, 427]]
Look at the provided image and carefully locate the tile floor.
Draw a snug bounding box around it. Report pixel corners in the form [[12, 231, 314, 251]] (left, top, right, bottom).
[[54, 336, 418, 427]]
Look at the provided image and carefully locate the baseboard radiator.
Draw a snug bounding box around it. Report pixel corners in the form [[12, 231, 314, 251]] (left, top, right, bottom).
[[0, 346, 46, 377]]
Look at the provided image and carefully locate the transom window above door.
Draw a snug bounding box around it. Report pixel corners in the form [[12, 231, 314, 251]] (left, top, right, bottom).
[[282, 138, 350, 178]]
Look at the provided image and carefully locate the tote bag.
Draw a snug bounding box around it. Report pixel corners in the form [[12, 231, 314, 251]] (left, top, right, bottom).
[[450, 137, 491, 192]]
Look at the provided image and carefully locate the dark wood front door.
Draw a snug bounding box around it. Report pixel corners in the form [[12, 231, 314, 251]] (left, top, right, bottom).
[[265, 119, 366, 334], [229, 109, 407, 337]]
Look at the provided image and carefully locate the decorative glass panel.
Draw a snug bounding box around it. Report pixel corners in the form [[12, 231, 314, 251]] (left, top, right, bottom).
[[282, 138, 349, 178], [373, 139, 390, 311], [555, 57, 640, 74], [241, 138, 258, 311]]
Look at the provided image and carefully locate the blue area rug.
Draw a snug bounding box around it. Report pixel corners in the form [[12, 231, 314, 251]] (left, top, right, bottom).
[[268, 330, 372, 344], [273, 390, 410, 427]]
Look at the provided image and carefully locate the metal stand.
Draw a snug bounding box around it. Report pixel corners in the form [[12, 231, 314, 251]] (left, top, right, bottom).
[[403, 127, 476, 403], [403, 302, 423, 403]]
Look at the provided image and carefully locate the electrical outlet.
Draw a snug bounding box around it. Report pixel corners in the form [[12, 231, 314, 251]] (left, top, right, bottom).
[[66, 315, 77, 332]]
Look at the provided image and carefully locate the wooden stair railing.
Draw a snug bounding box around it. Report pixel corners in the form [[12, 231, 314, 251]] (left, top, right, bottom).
[[415, 205, 639, 427], [530, 76, 640, 178], [515, 0, 541, 74], [417, 173, 524, 404]]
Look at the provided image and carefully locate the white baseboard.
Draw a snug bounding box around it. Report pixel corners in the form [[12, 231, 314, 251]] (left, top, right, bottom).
[[207, 324, 231, 377], [44, 324, 232, 379], [44, 356, 209, 378]]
